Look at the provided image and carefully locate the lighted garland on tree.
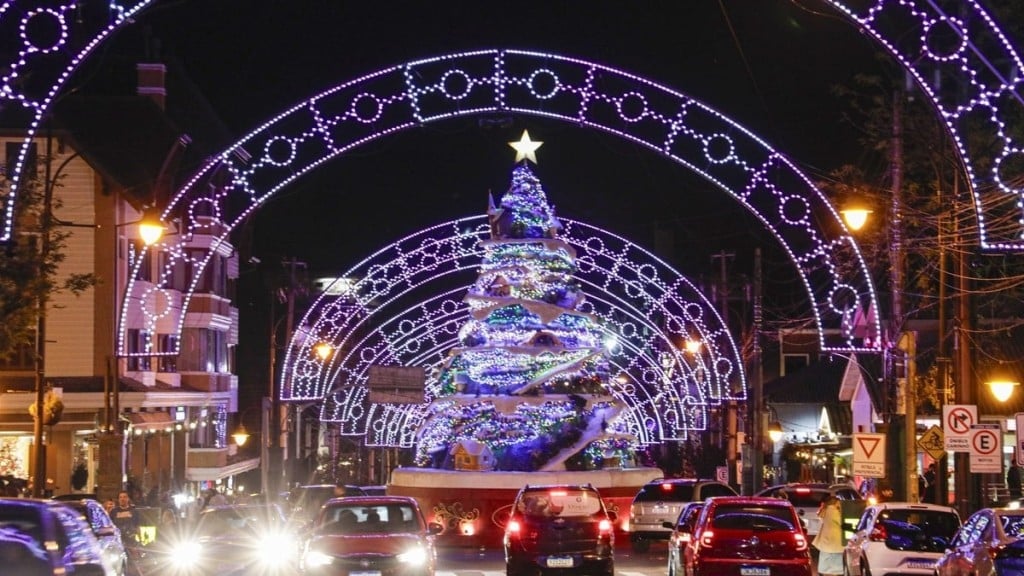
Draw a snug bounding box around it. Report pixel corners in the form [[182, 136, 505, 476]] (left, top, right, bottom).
[[414, 132, 634, 472]]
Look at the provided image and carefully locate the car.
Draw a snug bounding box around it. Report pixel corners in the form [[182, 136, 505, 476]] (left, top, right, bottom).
[[843, 501, 960, 576], [301, 495, 442, 575], [159, 502, 297, 575], [504, 483, 616, 576], [626, 477, 737, 552], [59, 498, 130, 576], [755, 483, 862, 536], [664, 501, 704, 576], [684, 495, 811, 576], [288, 484, 367, 526], [0, 497, 116, 576], [935, 507, 1024, 576]]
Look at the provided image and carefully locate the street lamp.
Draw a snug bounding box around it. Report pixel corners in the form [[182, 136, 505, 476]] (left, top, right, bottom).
[[987, 379, 1019, 403], [768, 421, 784, 443]]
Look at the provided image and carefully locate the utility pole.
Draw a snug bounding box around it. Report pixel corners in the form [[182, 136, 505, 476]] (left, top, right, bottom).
[[747, 248, 763, 495], [711, 250, 738, 490], [953, 181, 977, 517]]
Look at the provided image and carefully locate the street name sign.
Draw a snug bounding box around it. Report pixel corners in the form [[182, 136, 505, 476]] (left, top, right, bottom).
[[943, 404, 978, 452], [852, 433, 886, 478], [969, 423, 1002, 474]]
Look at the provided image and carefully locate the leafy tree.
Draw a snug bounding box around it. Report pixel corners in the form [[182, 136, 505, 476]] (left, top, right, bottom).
[[0, 161, 97, 361]]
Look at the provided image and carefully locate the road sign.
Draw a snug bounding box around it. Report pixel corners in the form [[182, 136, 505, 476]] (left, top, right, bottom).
[[944, 404, 978, 452], [917, 425, 946, 461], [852, 433, 886, 478], [1016, 413, 1024, 466], [969, 423, 1002, 474]]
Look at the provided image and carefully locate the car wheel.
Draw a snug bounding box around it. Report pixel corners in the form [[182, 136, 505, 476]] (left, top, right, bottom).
[[632, 539, 650, 553]]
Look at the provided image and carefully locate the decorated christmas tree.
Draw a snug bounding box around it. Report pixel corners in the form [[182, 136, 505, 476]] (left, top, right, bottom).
[[414, 132, 634, 472]]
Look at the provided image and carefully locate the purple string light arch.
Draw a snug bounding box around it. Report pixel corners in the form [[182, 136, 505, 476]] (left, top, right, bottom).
[[285, 217, 742, 445], [0, 2, 1019, 395]]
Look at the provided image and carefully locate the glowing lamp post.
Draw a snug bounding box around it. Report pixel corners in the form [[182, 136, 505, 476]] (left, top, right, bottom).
[[768, 421, 784, 444], [987, 379, 1019, 403], [232, 424, 250, 447]]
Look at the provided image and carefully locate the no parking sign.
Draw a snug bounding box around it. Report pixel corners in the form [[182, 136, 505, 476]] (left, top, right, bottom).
[[969, 423, 1002, 474]]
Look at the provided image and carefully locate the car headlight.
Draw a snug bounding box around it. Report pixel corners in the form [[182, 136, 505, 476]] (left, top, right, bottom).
[[171, 540, 202, 568], [256, 532, 297, 565], [396, 545, 428, 566], [304, 550, 334, 568]]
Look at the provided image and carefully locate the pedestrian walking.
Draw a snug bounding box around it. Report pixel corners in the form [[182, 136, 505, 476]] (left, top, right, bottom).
[[812, 494, 844, 576]]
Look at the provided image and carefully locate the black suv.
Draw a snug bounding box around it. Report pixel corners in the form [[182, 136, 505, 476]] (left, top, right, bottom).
[[627, 477, 736, 552], [504, 483, 615, 576]]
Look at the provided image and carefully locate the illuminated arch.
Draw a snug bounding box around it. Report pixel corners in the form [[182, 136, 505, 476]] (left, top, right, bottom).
[[100, 48, 882, 361], [2, 1, 1022, 254], [283, 217, 742, 445]]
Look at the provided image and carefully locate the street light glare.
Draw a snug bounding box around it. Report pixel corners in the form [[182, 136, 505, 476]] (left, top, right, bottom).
[[232, 423, 250, 447], [138, 207, 165, 246], [840, 208, 872, 232], [987, 379, 1019, 403]]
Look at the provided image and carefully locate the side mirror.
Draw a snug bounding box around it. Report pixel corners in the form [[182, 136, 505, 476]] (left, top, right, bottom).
[[427, 522, 444, 535], [607, 511, 617, 522]]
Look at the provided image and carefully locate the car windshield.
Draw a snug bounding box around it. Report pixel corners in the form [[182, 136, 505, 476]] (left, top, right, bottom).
[[1000, 513, 1024, 538], [519, 490, 602, 518], [876, 510, 959, 551], [711, 506, 796, 531], [318, 504, 419, 534], [634, 483, 695, 502], [197, 505, 284, 535]]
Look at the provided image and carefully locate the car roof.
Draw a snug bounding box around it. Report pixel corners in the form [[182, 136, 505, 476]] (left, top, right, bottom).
[[707, 496, 797, 506], [645, 478, 720, 485], [520, 483, 598, 491], [870, 501, 959, 513], [324, 495, 419, 506]]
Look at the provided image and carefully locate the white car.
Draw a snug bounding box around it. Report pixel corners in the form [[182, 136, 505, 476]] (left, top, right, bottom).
[[756, 483, 862, 536], [844, 501, 960, 576]]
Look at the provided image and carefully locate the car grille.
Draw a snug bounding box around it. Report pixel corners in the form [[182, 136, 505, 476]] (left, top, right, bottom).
[[333, 553, 398, 571]]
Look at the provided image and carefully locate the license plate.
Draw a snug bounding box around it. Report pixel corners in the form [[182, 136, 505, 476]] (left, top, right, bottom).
[[351, 572, 382, 576], [906, 560, 936, 570], [547, 556, 574, 568], [740, 567, 770, 576]]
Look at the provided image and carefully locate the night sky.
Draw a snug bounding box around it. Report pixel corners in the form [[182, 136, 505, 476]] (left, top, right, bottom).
[[89, 0, 896, 276]]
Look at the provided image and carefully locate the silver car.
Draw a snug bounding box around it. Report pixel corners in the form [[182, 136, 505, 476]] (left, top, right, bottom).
[[626, 478, 736, 552]]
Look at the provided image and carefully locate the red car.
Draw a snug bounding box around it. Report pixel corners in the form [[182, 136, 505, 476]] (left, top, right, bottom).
[[301, 495, 442, 576], [684, 496, 811, 576]]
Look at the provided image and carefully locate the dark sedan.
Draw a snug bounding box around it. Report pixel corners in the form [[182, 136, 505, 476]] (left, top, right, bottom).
[[301, 495, 442, 576], [0, 497, 115, 575], [159, 502, 297, 575]]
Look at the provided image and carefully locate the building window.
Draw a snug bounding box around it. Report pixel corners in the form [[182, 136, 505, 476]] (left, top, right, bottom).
[[782, 353, 809, 376], [126, 329, 152, 371], [180, 329, 228, 373], [158, 334, 178, 373]]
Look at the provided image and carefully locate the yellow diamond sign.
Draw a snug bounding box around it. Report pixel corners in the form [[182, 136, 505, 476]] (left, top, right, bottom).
[[917, 425, 946, 461]]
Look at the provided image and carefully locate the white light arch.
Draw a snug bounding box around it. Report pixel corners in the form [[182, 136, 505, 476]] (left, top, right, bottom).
[[285, 217, 740, 444]]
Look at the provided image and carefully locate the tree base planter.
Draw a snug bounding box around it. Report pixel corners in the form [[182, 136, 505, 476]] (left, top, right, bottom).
[[388, 466, 662, 548]]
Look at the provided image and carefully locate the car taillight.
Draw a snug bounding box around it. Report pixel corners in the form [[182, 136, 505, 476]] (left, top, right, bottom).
[[599, 519, 613, 533], [868, 525, 887, 542], [794, 532, 808, 551], [507, 519, 521, 535], [700, 530, 715, 547]]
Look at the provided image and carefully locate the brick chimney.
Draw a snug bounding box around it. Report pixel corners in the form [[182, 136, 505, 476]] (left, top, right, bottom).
[[136, 63, 167, 110]]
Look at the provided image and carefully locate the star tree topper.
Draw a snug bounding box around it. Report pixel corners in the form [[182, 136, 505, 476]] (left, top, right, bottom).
[[508, 130, 543, 163]]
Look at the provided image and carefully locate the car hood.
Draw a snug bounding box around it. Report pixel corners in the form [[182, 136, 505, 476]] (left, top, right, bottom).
[[310, 533, 427, 555]]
